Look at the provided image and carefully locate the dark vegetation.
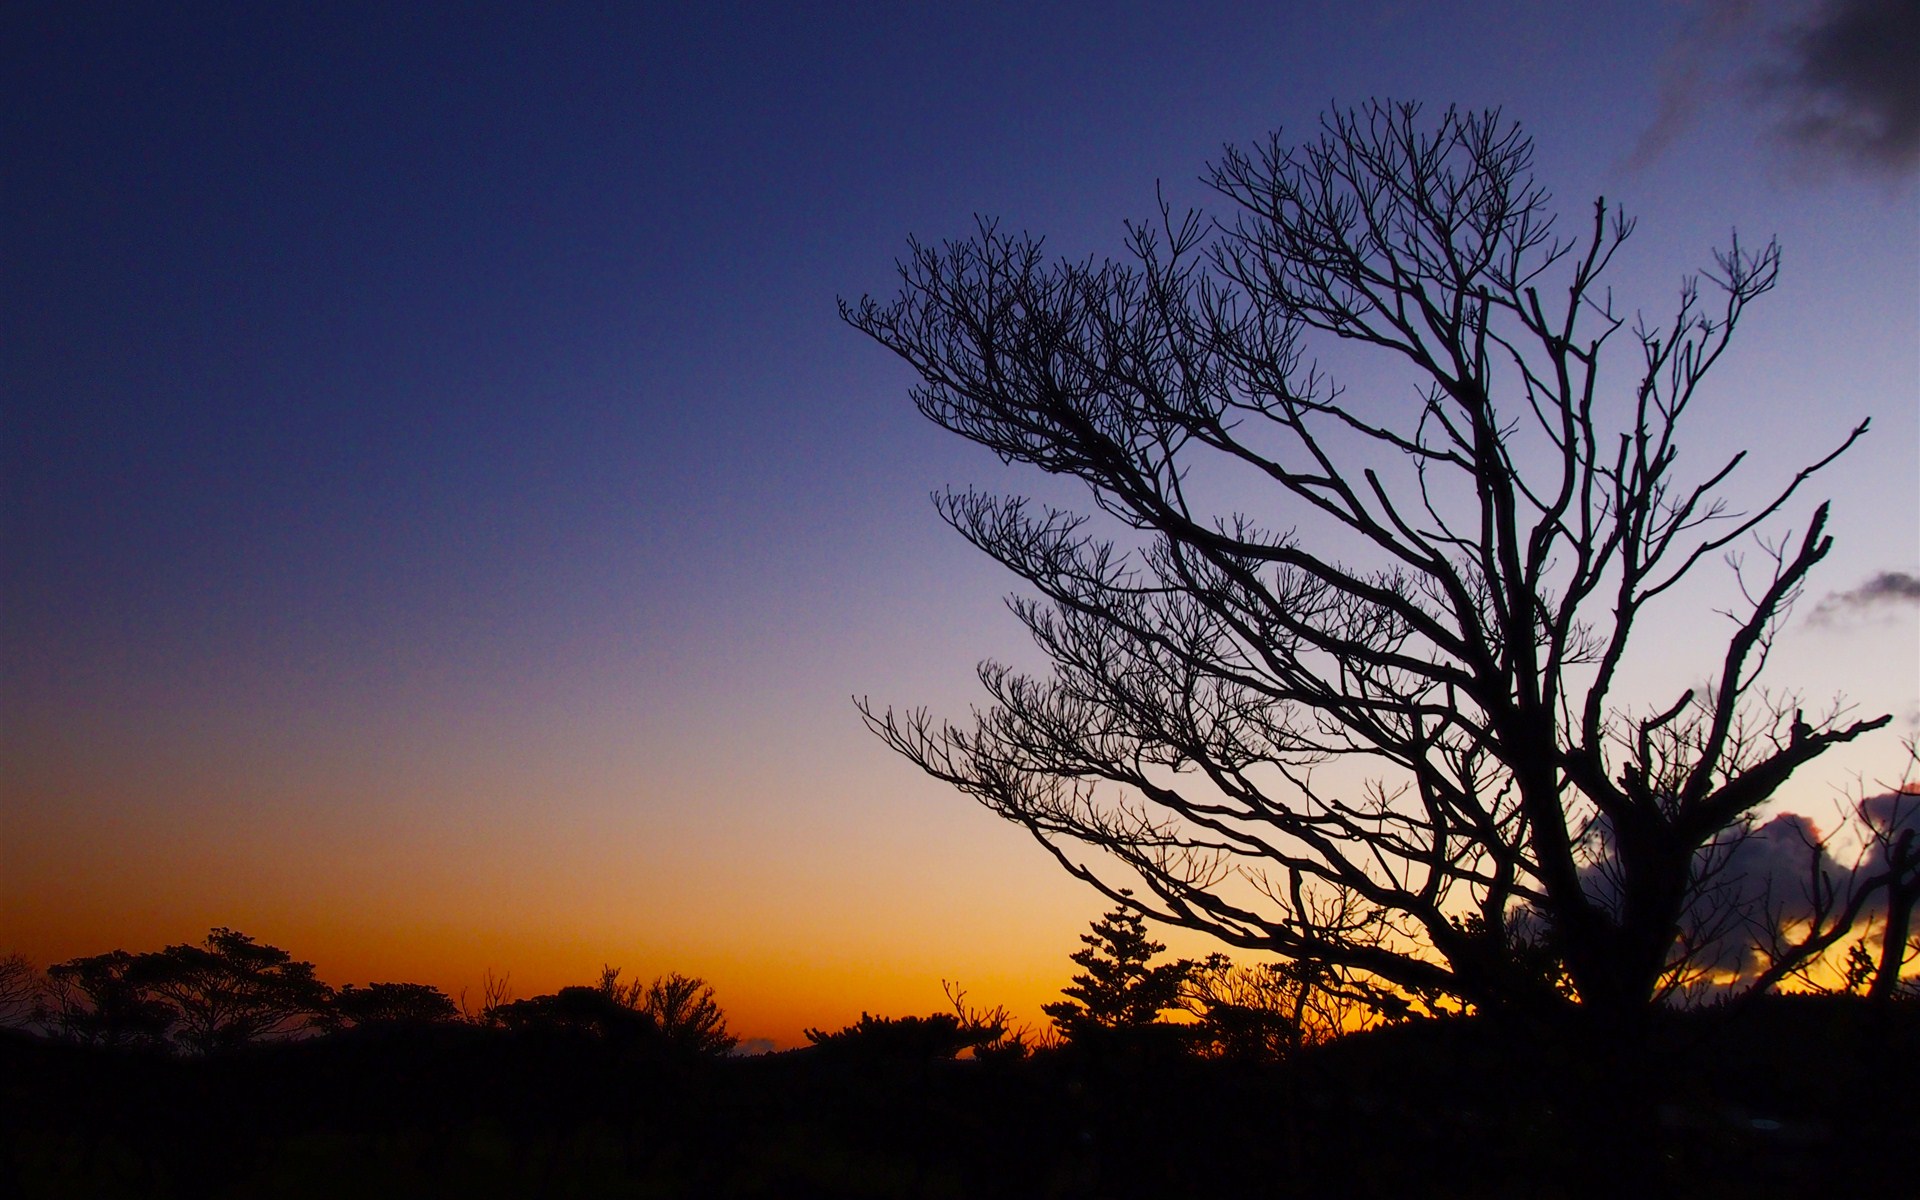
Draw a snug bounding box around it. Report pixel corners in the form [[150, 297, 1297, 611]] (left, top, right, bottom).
[[2, 910, 1916, 1198]]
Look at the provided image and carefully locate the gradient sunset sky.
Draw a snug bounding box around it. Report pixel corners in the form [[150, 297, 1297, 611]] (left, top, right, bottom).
[[5, 1, 1917, 1046]]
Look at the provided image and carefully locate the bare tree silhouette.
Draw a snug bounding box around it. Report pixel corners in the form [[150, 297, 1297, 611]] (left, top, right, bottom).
[[0, 953, 40, 1028], [845, 101, 1904, 1027], [1181, 953, 1372, 1061], [469, 968, 517, 1025]]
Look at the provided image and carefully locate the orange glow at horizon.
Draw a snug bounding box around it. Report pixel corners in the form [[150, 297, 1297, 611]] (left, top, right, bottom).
[[2, 698, 1104, 1048], [4, 895, 1087, 1051], [8, 657, 1914, 1047]]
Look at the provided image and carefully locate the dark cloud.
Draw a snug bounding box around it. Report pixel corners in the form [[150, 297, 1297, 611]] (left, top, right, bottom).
[[1522, 784, 1919, 992], [1761, 0, 1920, 172], [1859, 786, 1920, 879], [1627, 0, 1920, 177], [1658, 802, 1914, 980], [1669, 815, 1844, 974], [1711, 813, 1839, 923], [1558, 812, 1845, 979], [1809, 571, 1920, 625]]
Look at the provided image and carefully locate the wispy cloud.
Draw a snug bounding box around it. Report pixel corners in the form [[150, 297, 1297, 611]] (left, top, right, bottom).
[[1625, 0, 1760, 172], [1809, 570, 1920, 625]]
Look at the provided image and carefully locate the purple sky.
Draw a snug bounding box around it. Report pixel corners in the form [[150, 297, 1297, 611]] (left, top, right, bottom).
[[4, 1, 1915, 1042]]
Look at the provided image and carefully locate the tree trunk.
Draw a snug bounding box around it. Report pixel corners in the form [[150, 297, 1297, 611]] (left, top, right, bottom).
[[1867, 881, 1915, 1003]]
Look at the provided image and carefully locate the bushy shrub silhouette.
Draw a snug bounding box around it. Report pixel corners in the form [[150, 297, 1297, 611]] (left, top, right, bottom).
[[600, 966, 738, 1055], [487, 985, 661, 1046], [43, 949, 178, 1048], [327, 981, 460, 1029], [803, 1012, 999, 1062]]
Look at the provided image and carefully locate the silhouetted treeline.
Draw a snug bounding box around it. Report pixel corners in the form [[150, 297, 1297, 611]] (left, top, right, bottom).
[[0, 908, 1367, 1066], [3, 992, 1914, 1198], [2, 920, 1916, 1196], [0, 933, 734, 1059]]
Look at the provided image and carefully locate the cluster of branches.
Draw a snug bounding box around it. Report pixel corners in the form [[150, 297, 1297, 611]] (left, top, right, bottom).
[[846, 100, 1916, 1022], [0, 930, 735, 1057]]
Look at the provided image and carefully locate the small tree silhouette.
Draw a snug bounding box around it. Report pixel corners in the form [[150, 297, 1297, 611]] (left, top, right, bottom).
[[1180, 953, 1381, 1061], [1043, 899, 1193, 1044], [44, 949, 177, 1048], [328, 981, 460, 1029], [489, 986, 658, 1045], [0, 953, 37, 1028], [640, 972, 737, 1055], [598, 966, 737, 1055], [469, 968, 516, 1024], [137, 928, 331, 1053]]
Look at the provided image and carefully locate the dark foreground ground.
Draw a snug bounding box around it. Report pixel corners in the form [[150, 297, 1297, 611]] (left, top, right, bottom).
[[3, 996, 1912, 1199]]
